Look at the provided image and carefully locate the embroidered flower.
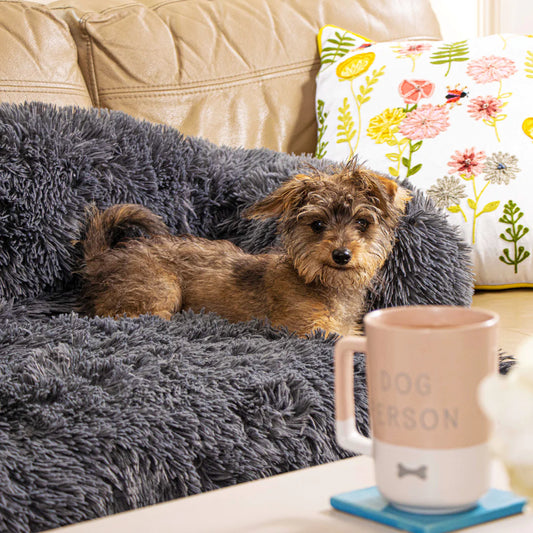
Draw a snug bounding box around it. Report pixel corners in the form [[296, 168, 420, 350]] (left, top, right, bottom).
[[483, 152, 520, 185], [426, 176, 467, 208], [398, 104, 450, 140], [448, 148, 486, 176], [366, 108, 406, 144], [398, 79, 435, 104], [392, 42, 432, 71], [522, 117, 533, 140], [466, 55, 517, 83], [394, 43, 432, 57], [336, 52, 375, 80], [467, 95, 503, 120]]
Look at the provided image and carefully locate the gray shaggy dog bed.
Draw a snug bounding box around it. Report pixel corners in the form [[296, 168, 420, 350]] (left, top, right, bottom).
[[0, 102, 507, 532]]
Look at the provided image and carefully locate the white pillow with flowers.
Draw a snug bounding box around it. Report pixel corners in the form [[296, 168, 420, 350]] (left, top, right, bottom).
[[315, 26, 533, 289]]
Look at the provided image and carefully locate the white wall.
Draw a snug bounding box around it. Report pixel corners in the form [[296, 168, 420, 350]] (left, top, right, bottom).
[[430, 0, 479, 40], [431, 0, 533, 40], [495, 0, 533, 35]]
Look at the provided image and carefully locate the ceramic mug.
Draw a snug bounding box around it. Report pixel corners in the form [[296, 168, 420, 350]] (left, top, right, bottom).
[[334, 305, 499, 514]]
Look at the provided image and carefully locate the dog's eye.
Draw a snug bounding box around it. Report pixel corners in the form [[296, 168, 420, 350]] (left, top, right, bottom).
[[355, 218, 370, 232], [310, 220, 326, 233]]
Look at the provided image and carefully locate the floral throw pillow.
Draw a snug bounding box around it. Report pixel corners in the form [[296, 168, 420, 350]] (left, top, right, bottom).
[[315, 26, 533, 289]]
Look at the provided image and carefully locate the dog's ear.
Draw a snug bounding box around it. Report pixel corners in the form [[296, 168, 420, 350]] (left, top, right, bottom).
[[243, 174, 314, 220], [371, 173, 412, 213]]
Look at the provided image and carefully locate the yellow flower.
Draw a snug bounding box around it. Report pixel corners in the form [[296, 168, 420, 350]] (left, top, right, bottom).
[[522, 117, 533, 139], [336, 52, 375, 80], [367, 108, 406, 144]]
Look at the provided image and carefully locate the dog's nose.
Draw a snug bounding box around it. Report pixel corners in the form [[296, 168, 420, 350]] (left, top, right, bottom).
[[332, 248, 352, 266]]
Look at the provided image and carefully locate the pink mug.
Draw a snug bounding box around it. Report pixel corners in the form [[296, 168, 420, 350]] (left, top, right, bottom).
[[334, 305, 499, 514]]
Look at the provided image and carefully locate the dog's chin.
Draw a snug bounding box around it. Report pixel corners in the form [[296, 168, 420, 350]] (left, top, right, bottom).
[[327, 263, 351, 271], [323, 264, 370, 288], [299, 262, 372, 289]]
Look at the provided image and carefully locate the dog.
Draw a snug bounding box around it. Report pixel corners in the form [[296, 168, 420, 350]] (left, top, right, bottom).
[[78, 161, 410, 336]]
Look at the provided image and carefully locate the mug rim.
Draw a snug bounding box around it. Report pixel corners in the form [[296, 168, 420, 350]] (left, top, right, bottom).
[[363, 305, 499, 332]]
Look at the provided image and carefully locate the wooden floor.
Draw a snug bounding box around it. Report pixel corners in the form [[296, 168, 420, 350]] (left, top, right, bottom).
[[472, 289, 532, 356]]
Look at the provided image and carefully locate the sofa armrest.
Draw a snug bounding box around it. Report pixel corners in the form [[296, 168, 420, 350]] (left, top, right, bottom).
[[0, 1, 92, 107]]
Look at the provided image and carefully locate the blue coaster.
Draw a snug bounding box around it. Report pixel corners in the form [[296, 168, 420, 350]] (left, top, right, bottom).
[[331, 487, 527, 533]]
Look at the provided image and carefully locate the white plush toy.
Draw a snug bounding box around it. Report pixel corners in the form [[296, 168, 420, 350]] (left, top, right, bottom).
[[479, 339, 533, 499]]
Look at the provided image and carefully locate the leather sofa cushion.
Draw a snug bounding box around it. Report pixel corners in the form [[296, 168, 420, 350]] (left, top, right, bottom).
[[0, 1, 92, 108], [50, 0, 441, 153]]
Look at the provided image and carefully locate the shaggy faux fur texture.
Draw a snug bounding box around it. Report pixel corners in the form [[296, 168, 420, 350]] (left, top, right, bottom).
[[0, 302, 368, 532], [0, 102, 484, 531], [0, 103, 473, 307]]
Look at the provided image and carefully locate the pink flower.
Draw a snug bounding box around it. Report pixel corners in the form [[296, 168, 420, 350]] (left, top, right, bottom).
[[398, 104, 450, 140], [398, 79, 435, 104], [467, 95, 503, 120], [448, 148, 486, 176], [466, 55, 517, 83], [395, 43, 432, 56]]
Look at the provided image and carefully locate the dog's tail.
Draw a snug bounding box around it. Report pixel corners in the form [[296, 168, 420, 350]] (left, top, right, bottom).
[[81, 204, 170, 262]]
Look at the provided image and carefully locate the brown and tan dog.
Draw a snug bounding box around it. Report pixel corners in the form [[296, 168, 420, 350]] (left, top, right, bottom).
[[79, 161, 410, 336]]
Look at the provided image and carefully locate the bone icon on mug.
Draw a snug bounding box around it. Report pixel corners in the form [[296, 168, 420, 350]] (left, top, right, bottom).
[[334, 306, 499, 514], [397, 463, 427, 480]]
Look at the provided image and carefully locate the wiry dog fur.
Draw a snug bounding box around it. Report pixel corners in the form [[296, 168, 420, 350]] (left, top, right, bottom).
[[79, 161, 410, 336]]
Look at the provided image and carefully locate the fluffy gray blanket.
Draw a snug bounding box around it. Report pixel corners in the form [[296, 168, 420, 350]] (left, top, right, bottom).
[[0, 103, 500, 532]]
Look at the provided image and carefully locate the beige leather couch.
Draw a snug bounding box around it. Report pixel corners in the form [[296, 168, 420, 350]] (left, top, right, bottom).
[[0, 0, 530, 355]]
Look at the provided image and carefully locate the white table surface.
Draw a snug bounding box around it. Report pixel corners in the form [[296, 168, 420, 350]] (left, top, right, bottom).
[[47, 456, 531, 533]]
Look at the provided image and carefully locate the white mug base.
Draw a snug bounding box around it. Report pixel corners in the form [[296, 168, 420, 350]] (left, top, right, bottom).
[[373, 439, 490, 513], [391, 502, 477, 515]]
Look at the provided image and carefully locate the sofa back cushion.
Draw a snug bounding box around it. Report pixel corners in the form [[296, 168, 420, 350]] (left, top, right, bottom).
[[48, 0, 441, 153], [0, 0, 440, 154], [0, 1, 92, 108]]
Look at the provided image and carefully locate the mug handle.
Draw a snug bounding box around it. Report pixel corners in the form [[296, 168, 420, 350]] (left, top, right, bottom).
[[334, 336, 373, 456]]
